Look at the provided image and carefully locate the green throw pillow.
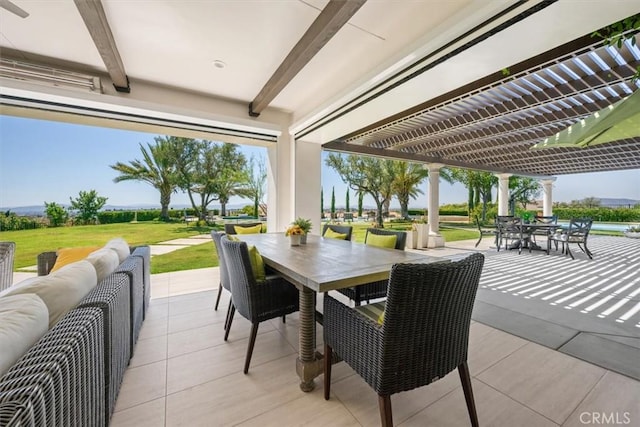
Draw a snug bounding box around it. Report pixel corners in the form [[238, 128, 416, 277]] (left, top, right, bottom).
[[247, 245, 266, 283], [235, 224, 262, 234], [354, 301, 386, 325], [225, 236, 265, 283], [324, 228, 347, 240], [366, 233, 397, 249]]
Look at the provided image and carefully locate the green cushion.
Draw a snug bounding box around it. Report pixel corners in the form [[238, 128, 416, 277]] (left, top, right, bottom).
[[224, 235, 265, 282], [354, 301, 386, 325], [323, 228, 347, 240], [366, 233, 397, 249], [235, 224, 262, 234], [247, 245, 266, 283]]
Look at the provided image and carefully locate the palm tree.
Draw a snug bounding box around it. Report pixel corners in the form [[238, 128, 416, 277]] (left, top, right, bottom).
[[110, 136, 179, 221], [391, 161, 429, 219]]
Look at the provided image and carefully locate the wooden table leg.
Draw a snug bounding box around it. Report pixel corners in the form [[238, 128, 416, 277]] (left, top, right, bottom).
[[295, 286, 323, 392]]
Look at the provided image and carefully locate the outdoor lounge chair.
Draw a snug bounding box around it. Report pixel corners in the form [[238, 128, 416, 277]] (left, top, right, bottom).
[[548, 218, 593, 259], [336, 228, 407, 306], [220, 236, 299, 374], [323, 253, 485, 427]]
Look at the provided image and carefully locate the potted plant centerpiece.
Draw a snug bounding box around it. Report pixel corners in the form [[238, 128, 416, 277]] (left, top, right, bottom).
[[285, 224, 304, 246], [292, 217, 312, 244]]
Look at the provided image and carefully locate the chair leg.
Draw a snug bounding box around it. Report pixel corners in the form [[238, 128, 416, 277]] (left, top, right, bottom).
[[378, 394, 393, 427], [324, 344, 332, 400], [458, 361, 479, 427], [566, 244, 575, 260], [475, 236, 481, 247], [224, 301, 234, 331], [282, 315, 286, 323], [214, 282, 223, 310], [224, 305, 235, 341], [244, 323, 259, 374]]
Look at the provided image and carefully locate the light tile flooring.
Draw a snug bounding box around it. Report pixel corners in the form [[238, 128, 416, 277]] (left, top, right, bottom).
[[111, 260, 640, 427]]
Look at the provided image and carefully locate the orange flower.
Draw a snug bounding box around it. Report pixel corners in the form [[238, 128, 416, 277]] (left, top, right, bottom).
[[285, 225, 304, 236]]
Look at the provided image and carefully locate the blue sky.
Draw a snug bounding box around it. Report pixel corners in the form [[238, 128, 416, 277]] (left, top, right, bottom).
[[0, 115, 639, 210]]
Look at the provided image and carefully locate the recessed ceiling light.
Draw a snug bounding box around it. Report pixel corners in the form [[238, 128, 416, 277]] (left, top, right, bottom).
[[213, 60, 226, 69]]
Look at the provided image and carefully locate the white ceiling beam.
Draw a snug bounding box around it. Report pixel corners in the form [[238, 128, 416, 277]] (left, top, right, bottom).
[[249, 0, 367, 117], [74, 0, 129, 92]]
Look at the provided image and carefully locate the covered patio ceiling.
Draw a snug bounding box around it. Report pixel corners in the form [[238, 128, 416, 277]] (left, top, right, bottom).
[[0, 1, 638, 179], [324, 30, 640, 177]]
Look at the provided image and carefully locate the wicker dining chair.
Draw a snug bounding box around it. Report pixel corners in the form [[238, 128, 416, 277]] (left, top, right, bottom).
[[224, 222, 263, 235], [324, 253, 485, 427], [211, 232, 235, 333], [321, 224, 353, 241], [220, 236, 299, 374], [0, 241, 16, 292], [336, 228, 406, 306]]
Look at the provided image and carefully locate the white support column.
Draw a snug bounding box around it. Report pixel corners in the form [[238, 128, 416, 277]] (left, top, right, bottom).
[[294, 140, 322, 235], [427, 163, 445, 248], [540, 178, 556, 216], [496, 173, 512, 216], [267, 131, 294, 232]]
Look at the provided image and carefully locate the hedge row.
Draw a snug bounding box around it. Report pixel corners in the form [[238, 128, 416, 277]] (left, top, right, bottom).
[[407, 209, 470, 216], [472, 205, 640, 223], [96, 208, 221, 224], [0, 215, 46, 231], [552, 207, 640, 222]]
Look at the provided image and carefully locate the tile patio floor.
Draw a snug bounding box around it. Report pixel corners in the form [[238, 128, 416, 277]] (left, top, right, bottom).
[[108, 235, 640, 427]]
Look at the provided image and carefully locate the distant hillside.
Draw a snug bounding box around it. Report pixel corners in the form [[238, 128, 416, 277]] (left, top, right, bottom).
[[596, 198, 639, 208], [0, 203, 250, 217]]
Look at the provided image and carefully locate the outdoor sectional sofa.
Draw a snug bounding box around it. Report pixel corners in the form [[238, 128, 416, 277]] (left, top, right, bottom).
[[0, 242, 150, 426]]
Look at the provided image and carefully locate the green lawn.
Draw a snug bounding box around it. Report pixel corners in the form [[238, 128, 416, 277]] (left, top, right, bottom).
[[1, 221, 216, 269], [2, 221, 479, 274]]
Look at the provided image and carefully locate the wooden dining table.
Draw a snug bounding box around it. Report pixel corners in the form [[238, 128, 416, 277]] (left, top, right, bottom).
[[238, 232, 446, 392]]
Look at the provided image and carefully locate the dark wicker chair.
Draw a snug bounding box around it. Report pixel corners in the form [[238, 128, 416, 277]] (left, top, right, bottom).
[[224, 222, 263, 235], [474, 215, 497, 248], [0, 241, 16, 292], [548, 217, 593, 259], [220, 236, 299, 374], [321, 224, 353, 241], [336, 228, 406, 306], [211, 232, 235, 332], [323, 253, 485, 427]]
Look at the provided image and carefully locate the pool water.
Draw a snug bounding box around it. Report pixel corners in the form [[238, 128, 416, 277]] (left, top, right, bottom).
[[556, 222, 637, 232]]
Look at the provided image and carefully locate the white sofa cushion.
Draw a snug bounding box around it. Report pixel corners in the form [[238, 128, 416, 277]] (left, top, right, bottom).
[[105, 237, 130, 263], [0, 294, 49, 377], [86, 248, 120, 283], [5, 260, 97, 328]]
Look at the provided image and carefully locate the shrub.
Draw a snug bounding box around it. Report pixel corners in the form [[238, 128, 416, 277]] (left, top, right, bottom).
[[44, 201, 68, 227]]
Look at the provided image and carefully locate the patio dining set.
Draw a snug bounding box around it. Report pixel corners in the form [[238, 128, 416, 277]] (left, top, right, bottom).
[[211, 222, 485, 427], [476, 215, 594, 260]]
